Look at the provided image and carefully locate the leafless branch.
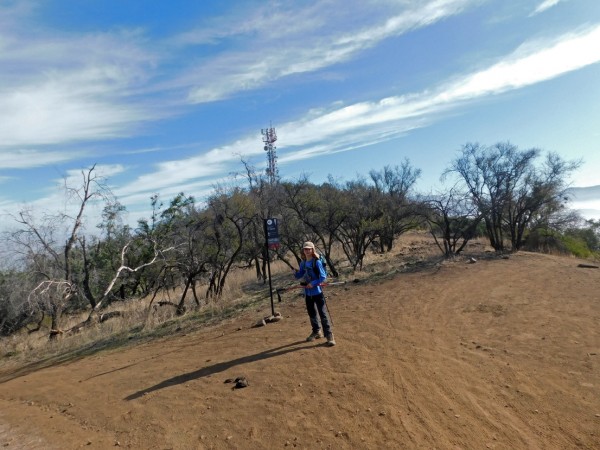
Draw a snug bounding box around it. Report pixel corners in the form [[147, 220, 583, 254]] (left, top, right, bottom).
[[91, 240, 175, 312]]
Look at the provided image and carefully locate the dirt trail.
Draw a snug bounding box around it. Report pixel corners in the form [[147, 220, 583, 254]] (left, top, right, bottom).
[[0, 251, 599, 449]]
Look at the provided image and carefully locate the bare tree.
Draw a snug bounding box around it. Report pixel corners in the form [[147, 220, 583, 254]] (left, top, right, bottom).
[[335, 178, 381, 271], [422, 187, 483, 257], [7, 166, 175, 337], [445, 142, 580, 252], [369, 161, 421, 252], [281, 177, 345, 277], [9, 165, 111, 336], [205, 187, 254, 298]]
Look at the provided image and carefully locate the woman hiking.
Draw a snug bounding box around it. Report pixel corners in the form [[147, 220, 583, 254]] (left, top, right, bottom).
[[293, 241, 336, 347]]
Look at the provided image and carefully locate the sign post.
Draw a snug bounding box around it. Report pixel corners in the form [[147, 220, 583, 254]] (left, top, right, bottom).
[[263, 218, 280, 316]]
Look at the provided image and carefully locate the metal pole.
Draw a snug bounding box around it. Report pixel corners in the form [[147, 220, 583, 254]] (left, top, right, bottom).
[[264, 222, 275, 316]]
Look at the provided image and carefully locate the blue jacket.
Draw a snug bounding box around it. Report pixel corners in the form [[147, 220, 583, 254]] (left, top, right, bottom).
[[295, 258, 327, 296]]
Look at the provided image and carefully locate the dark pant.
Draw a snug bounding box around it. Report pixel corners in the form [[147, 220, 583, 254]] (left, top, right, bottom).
[[305, 293, 332, 336]]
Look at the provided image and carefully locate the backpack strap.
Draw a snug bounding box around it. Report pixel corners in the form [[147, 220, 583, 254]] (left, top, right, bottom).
[[308, 257, 323, 281]]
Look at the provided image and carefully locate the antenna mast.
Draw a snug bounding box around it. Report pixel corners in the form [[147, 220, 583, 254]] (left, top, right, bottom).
[[261, 125, 278, 184]]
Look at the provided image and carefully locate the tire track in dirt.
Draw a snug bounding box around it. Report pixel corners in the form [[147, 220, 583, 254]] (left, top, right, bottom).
[[0, 252, 598, 449]]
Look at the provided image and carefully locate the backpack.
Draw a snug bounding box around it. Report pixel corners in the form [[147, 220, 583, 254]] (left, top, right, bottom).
[[307, 255, 328, 280]]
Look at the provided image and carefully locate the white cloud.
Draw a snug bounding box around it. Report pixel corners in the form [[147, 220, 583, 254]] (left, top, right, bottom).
[[0, 149, 74, 168], [172, 1, 327, 45], [0, 0, 475, 155], [531, 0, 564, 16], [0, 78, 152, 147], [116, 137, 260, 199], [0, 17, 163, 151], [184, 0, 475, 103], [116, 23, 600, 207], [60, 164, 127, 185], [3, 3, 598, 222], [444, 25, 600, 100]]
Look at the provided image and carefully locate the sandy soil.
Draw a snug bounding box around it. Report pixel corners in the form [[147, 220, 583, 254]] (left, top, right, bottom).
[[0, 250, 599, 449]]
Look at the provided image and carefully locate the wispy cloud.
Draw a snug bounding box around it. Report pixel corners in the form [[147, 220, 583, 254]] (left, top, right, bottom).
[[0, 12, 162, 151], [438, 24, 600, 99], [0, 0, 474, 157], [117, 23, 600, 204], [531, 0, 565, 16], [0, 0, 475, 156], [182, 0, 475, 103], [0, 77, 154, 147], [3, 2, 598, 221], [0, 149, 75, 169], [59, 164, 127, 185]]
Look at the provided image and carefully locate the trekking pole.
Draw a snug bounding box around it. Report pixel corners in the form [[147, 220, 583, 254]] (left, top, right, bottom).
[[274, 281, 347, 295], [274, 281, 347, 304], [323, 292, 334, 326]]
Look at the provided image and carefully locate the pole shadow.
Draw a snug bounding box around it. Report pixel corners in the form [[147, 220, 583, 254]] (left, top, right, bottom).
[[124, 339, 312, 400]]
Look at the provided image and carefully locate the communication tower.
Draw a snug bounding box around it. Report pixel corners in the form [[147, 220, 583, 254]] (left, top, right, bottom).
[[261, 125, 278, 184]]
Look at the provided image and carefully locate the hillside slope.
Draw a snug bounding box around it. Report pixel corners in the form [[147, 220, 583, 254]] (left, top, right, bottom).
[[1, 252, 599, 449]]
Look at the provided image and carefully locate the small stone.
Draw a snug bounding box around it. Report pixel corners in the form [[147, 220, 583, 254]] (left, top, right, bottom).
[[233, 376, 249, 389]]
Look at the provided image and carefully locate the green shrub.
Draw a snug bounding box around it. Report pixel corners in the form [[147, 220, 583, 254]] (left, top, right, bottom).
[[560, 235, 592, 258]]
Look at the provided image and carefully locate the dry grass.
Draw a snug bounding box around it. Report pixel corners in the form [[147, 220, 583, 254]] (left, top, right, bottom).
[[0, 256, 297, 368], [0, 232, 489, 369]]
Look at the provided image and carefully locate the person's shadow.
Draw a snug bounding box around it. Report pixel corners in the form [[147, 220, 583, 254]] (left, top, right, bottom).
[[124, 340, 314, 400]]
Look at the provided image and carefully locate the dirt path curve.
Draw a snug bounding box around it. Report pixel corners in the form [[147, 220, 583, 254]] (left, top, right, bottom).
[[0, 252, 599, 449]]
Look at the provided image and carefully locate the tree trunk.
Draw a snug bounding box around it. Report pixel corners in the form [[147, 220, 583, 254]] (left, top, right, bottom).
[[49, 306, 62, 339]]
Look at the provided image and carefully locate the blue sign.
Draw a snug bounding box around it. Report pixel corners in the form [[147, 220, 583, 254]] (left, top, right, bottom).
[[264, 218, 280, 249]]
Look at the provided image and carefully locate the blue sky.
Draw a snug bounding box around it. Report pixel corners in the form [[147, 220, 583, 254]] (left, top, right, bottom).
[[1, 0, 600, 228]]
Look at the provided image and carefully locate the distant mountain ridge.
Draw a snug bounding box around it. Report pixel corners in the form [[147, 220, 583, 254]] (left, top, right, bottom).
[[567, 185, 600, 202], [567, 185, 600, 220]]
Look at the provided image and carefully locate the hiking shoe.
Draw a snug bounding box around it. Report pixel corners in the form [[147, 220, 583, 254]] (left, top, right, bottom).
[[306, 331, 323, 342], [326, 333, 336, 347]]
